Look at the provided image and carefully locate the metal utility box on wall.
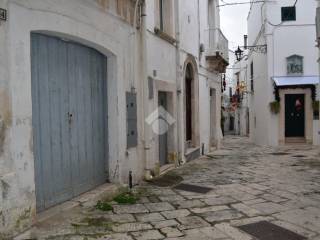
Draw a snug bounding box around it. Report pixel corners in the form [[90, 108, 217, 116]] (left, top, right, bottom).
[[126, 92, 138, 148]]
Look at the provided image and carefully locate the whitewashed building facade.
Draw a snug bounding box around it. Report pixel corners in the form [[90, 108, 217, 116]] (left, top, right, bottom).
[[144, 0, 228, 175], [246, 0, 319, 146], [0, 0, 227, 237], [317, 0, 320, 131]]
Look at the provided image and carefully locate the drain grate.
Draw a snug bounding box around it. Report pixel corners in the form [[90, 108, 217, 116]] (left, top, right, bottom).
[[270, 152, 290, 156], [292, 155, 307, 158], [174, 183, 212, 194], [238, 221, 306, 240]]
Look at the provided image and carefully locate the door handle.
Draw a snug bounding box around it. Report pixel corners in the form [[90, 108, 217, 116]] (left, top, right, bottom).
[[68, 112, 73, 124]]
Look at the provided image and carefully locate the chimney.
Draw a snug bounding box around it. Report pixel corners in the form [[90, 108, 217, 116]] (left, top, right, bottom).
[[244, 35, 248, 50]]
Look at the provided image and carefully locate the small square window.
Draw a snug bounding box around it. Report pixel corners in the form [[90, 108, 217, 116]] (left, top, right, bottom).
[[281, 7, 296, 21]]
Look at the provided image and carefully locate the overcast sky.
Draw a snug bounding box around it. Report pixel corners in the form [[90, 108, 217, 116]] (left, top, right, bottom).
[[219, 0, 250, 51]]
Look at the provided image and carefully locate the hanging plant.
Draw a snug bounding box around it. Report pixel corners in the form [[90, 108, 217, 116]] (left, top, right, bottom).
[[269, 101, 280, 114]]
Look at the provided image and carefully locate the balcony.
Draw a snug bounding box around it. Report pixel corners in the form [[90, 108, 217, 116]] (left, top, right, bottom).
[[204, 28, 229, 73]]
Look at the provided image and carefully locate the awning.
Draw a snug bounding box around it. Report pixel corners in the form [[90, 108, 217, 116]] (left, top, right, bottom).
[[272, 76, 319, 86]]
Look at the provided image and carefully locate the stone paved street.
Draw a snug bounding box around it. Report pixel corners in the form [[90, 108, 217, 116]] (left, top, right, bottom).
[[17, 136, 320, 240]]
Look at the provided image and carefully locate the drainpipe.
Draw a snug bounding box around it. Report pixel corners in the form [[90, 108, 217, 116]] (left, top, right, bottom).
[[174, 0, 182, 164], [130, 0, 143, 90], [140, 1, 152, 179]]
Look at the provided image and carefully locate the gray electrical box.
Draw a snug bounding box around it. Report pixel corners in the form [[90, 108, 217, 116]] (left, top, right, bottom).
[[148, 77, 154, 99], [126, 92, 138, 148]]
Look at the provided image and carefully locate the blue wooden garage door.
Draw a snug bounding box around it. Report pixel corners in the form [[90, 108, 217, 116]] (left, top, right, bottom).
[[31, 33, 108, 211]]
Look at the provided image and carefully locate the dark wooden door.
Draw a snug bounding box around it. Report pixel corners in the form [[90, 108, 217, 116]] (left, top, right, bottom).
[[186, 77, 192, 141], [285, 94, 305, 137], [230, 117, 234, 131], [158, 92, 168, 166]]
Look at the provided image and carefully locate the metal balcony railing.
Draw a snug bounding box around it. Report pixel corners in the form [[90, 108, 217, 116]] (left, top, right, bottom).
[[204, 28, 229, 63]]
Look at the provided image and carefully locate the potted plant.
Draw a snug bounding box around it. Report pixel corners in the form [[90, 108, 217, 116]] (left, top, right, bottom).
[[269, 101, 280, 114]]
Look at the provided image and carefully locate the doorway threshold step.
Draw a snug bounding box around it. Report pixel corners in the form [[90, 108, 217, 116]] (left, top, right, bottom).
[[185, 147, 200, 162]]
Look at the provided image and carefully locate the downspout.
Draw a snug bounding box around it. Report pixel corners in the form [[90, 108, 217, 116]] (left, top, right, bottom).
[[140, 1, 152, 179], [174, 0, 182, 164], [197, 0, 201, 60], [131, 0, 142, 90]]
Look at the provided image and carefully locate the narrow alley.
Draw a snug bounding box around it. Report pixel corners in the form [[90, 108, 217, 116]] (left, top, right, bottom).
[[0, 0, 320, 239], [17, 136, 320, 240]]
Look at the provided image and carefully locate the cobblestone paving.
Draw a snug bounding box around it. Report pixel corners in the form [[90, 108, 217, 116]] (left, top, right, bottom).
[[17, 136, 320, 240]]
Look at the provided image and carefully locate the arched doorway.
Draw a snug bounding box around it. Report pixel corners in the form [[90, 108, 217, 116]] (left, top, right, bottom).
[[185, 63, 193, 143]]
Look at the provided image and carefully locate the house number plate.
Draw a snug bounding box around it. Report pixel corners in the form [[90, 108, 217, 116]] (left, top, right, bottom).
[[0, 8, 7, 21]]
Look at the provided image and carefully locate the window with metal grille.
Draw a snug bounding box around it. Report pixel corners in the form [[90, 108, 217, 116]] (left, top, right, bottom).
[[281, 7, 296, 22]]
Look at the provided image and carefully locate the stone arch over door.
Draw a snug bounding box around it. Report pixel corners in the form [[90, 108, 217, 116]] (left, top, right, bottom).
[[183, 56, 200, 150]]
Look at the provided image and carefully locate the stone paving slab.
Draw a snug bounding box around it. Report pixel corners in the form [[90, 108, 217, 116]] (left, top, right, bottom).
[[145, 202, 175, 212], [173, 199, 206, 209], [190, 205, 230, 214], [98, 234, 134, 240], [16, 136, 320, 240], [215, 223, 253, 240], [113, 204, 149, 214], [135, 213, 165, 223], [159, 195, 186, 202], [161, 209, 191, 219], [105, 213, 136, 223], [131, 230, 164, 240], [183, 226, 229, 239], [273, 208, 320, 234], [112, 223, 153, 233], [161, 227, 184, 238], [152, 219, 180, 229], [177, 216, 211, 230], [201, 209, 244, 223], [231, 203, 262, 217], [250, 202, 288, 215], [202, 196, 238, 206], [271, 220, 318, 238]]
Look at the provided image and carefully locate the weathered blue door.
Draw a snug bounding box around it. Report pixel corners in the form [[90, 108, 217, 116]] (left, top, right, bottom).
[[31, 33, 108, 211]]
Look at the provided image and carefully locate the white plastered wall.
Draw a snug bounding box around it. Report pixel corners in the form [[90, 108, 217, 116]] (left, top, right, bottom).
[[0, 0, 144, 236]]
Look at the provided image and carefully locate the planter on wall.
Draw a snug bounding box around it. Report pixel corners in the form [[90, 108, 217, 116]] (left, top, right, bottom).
[[269, 101, 280, 114]]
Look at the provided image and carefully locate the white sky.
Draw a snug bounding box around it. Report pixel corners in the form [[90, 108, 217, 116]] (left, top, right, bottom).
[[219, 0, 250, 51]]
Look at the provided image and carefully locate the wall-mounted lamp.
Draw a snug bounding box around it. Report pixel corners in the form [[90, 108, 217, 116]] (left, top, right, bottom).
[[235, 35, 267, 61], [235, 46, 244, 61]]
